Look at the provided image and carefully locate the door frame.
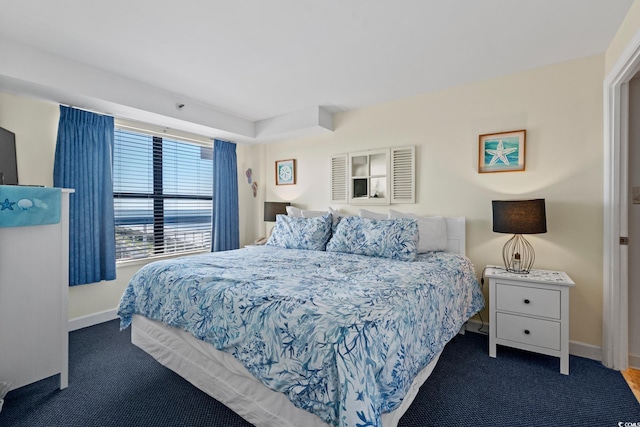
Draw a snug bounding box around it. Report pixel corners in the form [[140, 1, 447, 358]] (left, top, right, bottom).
[[603, 30, 640, 370]]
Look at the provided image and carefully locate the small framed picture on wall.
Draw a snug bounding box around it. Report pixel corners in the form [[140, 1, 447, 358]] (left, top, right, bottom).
[[478, 129, 526, 173], [275, 159, 296, 185]]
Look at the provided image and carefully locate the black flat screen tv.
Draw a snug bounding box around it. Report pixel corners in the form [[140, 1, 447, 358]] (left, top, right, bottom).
[[0, 126, 18, 185]]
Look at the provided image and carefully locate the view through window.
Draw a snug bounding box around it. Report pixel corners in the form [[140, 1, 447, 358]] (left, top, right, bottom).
[[113, 128, 213, 261]]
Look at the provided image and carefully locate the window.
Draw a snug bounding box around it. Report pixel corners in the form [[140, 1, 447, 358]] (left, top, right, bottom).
[[113, 128, 213, 261]]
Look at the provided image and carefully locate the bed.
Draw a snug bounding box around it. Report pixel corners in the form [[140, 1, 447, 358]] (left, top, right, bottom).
[[118, 214, 484, 427]]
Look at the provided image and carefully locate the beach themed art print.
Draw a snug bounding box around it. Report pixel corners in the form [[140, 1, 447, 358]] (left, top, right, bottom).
[[478, 130, 526, 173], [275, 159, 296, 185]]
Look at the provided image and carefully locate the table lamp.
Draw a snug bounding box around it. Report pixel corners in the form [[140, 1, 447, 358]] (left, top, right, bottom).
[[263, 201, 290, 236], [264, 201, 290, 223], [492, 199, 547, 273]]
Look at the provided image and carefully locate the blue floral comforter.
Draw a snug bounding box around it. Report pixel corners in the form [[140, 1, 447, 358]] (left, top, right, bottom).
[[118, 246, 484, 427]]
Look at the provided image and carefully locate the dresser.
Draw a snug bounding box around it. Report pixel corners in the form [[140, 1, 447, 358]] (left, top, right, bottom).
[[486, 266, 575, 374], [0, 188, 73, 391]]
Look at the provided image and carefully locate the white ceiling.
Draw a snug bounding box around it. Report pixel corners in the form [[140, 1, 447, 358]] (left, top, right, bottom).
[[0, 0, 634, 142]]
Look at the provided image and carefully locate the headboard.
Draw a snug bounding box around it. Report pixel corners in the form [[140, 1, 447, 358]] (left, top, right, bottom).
[[444, 217, 466, 256]]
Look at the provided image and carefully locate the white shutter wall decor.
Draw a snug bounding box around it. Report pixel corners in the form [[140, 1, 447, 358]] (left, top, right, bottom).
[[391, 145, 415, 204], [330, 146, 415, 206], [330, 154, 348, 204]]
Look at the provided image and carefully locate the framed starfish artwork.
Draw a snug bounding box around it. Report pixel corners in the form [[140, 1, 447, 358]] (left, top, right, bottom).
[[275, 159, 296, 185], [478, 129, 526, 173]]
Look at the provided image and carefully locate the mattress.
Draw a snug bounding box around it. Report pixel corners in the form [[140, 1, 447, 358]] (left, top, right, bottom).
[[131, 314, 443, 427]]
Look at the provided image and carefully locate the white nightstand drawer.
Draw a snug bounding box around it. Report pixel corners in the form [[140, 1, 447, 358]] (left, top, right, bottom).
[[487, 266, 574, 374], [496, 312, 561, 350], [496, 283, 560, 319]]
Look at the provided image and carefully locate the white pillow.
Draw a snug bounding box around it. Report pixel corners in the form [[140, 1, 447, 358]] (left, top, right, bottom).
[[286, 206, 302, 217], [328, 207, 340, 216], [301, 209, 328, 218], [328, 207, 354, 227], [388, 209, 448, 253], [358, 209, 389, 220]]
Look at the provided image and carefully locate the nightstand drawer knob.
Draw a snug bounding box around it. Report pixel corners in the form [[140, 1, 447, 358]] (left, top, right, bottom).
[[524, 329, 531, 335], [523, 299, 530, 304]]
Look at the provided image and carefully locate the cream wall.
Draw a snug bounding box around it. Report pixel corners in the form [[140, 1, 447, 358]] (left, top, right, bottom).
[[0, 93, 58, 186], [0, 92, 256, 320], [263, 55, 605, 347], [606, 0, 640, 75]]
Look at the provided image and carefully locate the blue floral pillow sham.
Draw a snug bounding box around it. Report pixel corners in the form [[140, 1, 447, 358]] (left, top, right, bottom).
[[266, 213, 332, 251], [326, 216, 419, 261]]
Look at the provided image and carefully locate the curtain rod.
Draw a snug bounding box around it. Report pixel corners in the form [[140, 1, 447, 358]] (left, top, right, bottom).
[[60, 104, 216, 145], [61, 103, 111, 117], [116, 123, 214, 145]]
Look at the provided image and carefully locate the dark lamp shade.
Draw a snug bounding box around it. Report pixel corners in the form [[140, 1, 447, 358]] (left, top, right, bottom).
[[492, 199, 547, 235], [264, 201, 290, 222]]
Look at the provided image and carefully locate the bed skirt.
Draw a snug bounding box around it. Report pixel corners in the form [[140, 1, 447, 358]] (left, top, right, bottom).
[[131, 315, 442, 427]]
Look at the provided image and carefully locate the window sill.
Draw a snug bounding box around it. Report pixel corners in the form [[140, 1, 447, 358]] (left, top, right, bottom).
[[115, 249, 210, 268]]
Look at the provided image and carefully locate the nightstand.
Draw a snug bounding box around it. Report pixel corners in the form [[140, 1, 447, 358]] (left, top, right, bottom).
[[485, 265, 575, 374]]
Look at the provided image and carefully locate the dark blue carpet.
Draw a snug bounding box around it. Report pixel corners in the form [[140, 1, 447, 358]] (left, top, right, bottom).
[[1, 320, 638, 427]]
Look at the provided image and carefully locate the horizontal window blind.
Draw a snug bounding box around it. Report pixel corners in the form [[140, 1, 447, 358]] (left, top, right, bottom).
[[113, 128, 213, 262]]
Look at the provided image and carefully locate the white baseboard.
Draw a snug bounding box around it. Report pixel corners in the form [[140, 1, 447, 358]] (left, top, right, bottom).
[[464, 319, 602, 362], [68, 308, 118, 332], [569, 341, 602, 361], [463, 318, 490, 335], [629, 354, 640, 369]]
